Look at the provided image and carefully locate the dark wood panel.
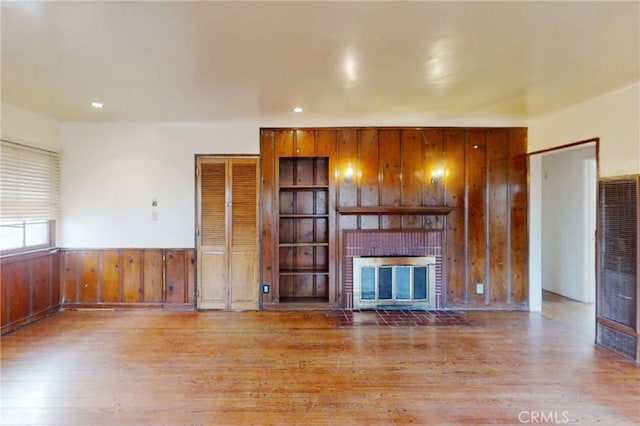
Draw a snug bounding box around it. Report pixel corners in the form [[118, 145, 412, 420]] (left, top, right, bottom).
[[5, 261, 29, 324], [295, 130, 316, 156], [101, 250, 120, 303], [315, 130, 337, 160], [358, 128, 381, 229], [379, 130, 402, 229], [444, 129, 466, 305], [1, 262, 7, 327], [337, 129, 358, 208], [51, 253, 61, 307], [186, 250, 196, 304], [62, 251, 78, 304], [466, 129, 487, 304], [122, 250, 142, 303], [165, 250, 186, 304], [1, 252, 62, 335], [423, 129, 445, 207], [274, 130, 294, 158], [359, 129, 380, 208], [487, 129, 510, 304], [78, 251, 99, 304], [422, 129, 444, 230], [260, 131, 276, 304], [31, 256, 51, 314], [143, 250, 164, 303], [401, 129, 424, 229], [315, 130, 338, 303], [509, 128, 528, 304]]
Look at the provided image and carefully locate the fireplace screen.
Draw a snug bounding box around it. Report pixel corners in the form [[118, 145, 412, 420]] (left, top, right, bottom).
[[353, 257, 436, 309]]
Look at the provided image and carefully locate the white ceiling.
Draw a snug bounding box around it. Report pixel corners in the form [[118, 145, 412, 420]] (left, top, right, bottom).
[[2, 1, 639, 124]]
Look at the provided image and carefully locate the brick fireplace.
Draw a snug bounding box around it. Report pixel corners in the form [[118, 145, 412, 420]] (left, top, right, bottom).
[[342, 230, 443, 309]]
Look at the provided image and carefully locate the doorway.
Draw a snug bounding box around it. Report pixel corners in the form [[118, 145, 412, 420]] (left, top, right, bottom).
[[529, 141, 597, 337]]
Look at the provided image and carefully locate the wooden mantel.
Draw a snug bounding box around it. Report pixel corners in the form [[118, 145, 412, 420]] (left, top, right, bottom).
[[337, 206, 456, 216]]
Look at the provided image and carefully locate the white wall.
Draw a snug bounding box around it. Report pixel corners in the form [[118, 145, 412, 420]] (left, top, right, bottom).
[[541, 145, 596, 302], [59, 122, 259, 248], [527, 82, 639, 311], [1, 102, 60, 151], [528, 82, 640, 177]]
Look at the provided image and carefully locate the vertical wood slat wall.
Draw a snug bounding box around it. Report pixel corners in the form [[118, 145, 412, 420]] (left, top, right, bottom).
[[61, 249, 195, 309], [1, 251, 60, 335], [261, 127, 528, 310], [2, 249, 195, 335]]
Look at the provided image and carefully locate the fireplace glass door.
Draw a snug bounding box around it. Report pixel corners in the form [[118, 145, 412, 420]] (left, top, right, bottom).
[[353, 257, 436, 309]]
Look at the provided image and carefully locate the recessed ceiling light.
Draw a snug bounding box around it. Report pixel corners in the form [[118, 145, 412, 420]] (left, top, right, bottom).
[[91, 102, 104, 109], [293, 106, 303, 113]]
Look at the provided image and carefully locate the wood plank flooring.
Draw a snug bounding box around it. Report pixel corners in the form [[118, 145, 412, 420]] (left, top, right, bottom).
[[1, 304, 639, 425]]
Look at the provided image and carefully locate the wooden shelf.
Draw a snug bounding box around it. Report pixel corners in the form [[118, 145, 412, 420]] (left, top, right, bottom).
[[279, 214, 329, 219], [279, 185, 329, 190], [277, 156, 331, 304], [279, 242, 328, 247], [337, 206, 456, 216], [279, 269, 329, 275], [278, 297, 330, 304]]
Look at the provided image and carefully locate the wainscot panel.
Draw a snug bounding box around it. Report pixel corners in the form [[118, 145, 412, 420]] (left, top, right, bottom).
[[1, 250, 61, 335], [60, 249, 195, 310]]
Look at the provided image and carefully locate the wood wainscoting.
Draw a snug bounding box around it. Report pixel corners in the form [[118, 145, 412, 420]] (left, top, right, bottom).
[[2, 248, 196, 335], [61, 249, 195, 310], [1, 250, 61, 335]]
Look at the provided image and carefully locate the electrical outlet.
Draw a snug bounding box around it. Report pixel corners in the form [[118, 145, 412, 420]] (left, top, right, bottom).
[[475, 283, 484, 294], [262, 284, 270, 294]]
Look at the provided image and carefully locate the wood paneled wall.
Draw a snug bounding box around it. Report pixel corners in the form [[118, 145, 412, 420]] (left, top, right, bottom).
[[61, 249, 195, 309], [1, 248, 195, 334], [261, 127, 528, 310], [1, 251, 60, 335]]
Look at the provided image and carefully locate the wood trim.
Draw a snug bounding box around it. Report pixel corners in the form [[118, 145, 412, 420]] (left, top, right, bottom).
[[262, 301, 340, 311], [1, 248, 60, 264], [597, 317, 638, 338], [337, 206, 455, 215], [262, 126, 528, 132], [1, 305, 59, 335], [60, 303, 194, 311], [527, 138, 599, 156]]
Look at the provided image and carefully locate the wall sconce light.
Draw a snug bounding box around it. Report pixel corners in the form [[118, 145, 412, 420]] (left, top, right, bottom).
[[431, 168, 444, 184], [343, 162, 355, 183]]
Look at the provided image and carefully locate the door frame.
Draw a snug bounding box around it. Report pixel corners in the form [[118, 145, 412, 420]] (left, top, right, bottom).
[[528, 138, 599, 312]]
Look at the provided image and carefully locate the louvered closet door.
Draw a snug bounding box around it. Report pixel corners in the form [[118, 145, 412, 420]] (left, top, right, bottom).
[[197, 157, 259, 310], [229, 160, 259, 310], [198, 159, 228, 309]]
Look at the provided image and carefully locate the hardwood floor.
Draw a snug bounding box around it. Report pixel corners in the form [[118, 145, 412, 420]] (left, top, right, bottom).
[[542, 290, 596, 341], [1, 307, 638, 425]]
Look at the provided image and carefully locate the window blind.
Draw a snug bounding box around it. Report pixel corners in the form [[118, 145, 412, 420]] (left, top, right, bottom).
[[0, 140, 60, 221]]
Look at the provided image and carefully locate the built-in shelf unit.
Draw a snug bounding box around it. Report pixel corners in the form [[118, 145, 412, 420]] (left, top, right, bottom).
[[278, 157, 330, 303]]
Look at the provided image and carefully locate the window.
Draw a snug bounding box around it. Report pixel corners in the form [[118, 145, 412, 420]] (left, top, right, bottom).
[[0, 140, 60, 254]]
